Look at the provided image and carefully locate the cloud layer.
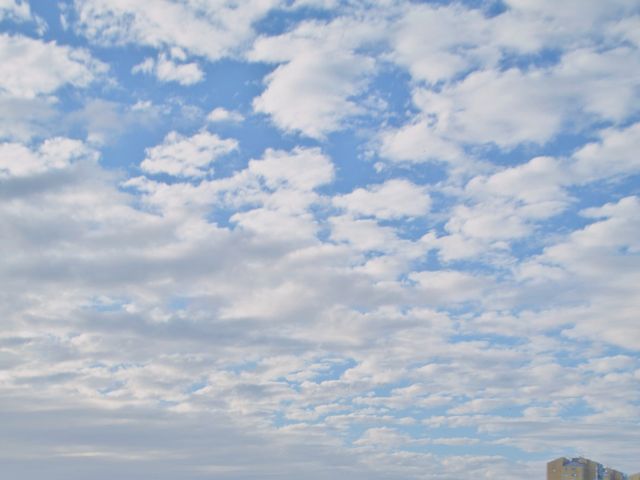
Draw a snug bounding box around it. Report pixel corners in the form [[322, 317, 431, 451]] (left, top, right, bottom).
[[1, 1, 639, 479]]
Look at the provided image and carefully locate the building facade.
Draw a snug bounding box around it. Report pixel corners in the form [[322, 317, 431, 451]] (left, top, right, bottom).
[[605, 469, 626, 480], [547, 457, 630, 480]]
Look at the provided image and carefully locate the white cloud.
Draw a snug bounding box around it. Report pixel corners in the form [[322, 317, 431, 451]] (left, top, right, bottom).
[[572, 122, 640, 182], [66, 98, 164, 145], [226, 147, 335, 241], [0, 33, 106, 99], [382, 46, 640, 158], [333, 179, 430, 220], [409, 270, 487, 304], [517, 196, 640, 349], [72, 0, 280, 60], [0, 137, 95, 177], [247, 146, 334, 191], [607, 15, 640, 48], [378, 119, 464, 165], [466, 156, 568, 206], [249, 19, 378, 138], [141, 130, 238, 177], [390, 0, 640, 86], [0, 0, 31, 21], [132, 53, 204, 86], [329, 215, 401, 253], [252, 48, 373, 138], [425, 155, 573, 261], [126, 146, 334, 218], [413, 67, 565, 147], [0, 96, 58, 141], [445, 202, 532, 242], [207, 107, 244, 124], [391, 4, 494, 84]]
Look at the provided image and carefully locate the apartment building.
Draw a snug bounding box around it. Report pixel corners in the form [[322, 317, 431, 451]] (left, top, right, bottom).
[[547, 457, 630, 480], [605, 468, 626, 480]]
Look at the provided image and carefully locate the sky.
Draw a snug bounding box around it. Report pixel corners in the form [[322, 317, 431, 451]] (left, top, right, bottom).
[[0, 0, 639, 478]]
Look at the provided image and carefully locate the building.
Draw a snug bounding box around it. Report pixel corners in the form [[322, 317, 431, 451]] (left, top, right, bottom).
[[548, 457, 603, 480], [547, 457, 630, 480], [605, 468, 626, 480]]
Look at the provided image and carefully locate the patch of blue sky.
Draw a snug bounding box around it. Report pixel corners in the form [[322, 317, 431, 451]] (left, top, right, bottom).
[[570, 175, 640, 207], [403, 250, 441, 274], [599, 343, 640, 358], [498, 48, 563, 72], [472, 133, 585, 169], [254, 3, 338, 36], [366, 381, 420, 399], [319, 131, 381, 194], [428, 302, 487, 319], [437, 254, 517, 276], [356, 69, 417, 124], [98, 380, 126, 395], [0, 17, 40, 38], [561, 399, 599, 420], [166, 297, 190, 311], [311, 358, 358, 383], [459, 0, 507, 16], [552, 344, 597, 369], [185, 380, 208, 394]]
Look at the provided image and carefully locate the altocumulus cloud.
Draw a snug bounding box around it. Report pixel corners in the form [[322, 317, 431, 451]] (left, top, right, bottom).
[[1, 1, 639, 479]]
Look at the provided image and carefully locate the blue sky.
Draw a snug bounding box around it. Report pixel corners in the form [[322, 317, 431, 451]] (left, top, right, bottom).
[[1, 0, 639, 478]]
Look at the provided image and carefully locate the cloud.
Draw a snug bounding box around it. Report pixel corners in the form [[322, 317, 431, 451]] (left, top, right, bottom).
[[329, 215, 402, 253], [380, 1, 640, 162], [247, 146, 334, 191], [409, 270, 488, 304], [207, 107, 244, 124], [141, 130, 238, 177], [252, 49, 373, 138], [390, 0, 639, 86], [72, 0, 280, 60], [466, 156, 568, 206], [2, 1, 640, 478], [378, 119, 465, 166], [390, 4, 495, 84], [249, 19, 378, 138], [66, 98, 164, 145], [0, 0, 31, 21], [419, 47, 636, 147], [132, 52, 204, 86], [0, 33, 106, 99], [517, 196, 640, 350], [0, 96, 58, 141], [572, 122, 640, 181], [333, 179, 431, 220], [0, 137, 96, 177]]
